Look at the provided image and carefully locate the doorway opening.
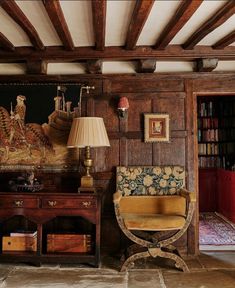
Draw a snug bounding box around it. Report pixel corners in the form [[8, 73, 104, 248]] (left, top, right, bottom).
[[197, 95, 235, 251]]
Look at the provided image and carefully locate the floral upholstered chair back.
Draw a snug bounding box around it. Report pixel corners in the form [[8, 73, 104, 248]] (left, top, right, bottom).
[[116, 166, 185, 196]]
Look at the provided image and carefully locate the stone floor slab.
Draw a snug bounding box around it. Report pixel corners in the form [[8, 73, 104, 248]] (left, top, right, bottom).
[[163, 270, 235, 288], [1, 267, 128, 288], [199, 251, 235, 269], [128, 270, 162, 288]]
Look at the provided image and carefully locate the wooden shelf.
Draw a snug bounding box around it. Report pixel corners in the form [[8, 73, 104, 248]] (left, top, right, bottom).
[[0, 192, 101, 267]]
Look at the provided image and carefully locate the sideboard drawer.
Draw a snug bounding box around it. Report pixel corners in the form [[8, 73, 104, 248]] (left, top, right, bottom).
[[0, 197, 39, 208], [42, 198, 97, 209]]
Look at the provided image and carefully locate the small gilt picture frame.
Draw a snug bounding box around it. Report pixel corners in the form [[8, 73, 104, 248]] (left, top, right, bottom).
[[144, 113, 170, 142]]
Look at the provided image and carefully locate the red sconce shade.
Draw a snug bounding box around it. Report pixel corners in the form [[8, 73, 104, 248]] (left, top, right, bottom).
[[117, 97, 129, 118]]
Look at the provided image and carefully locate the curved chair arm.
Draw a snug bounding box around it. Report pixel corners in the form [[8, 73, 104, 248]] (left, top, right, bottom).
[[159, 197, 195, 247], [113, 195, 153, 248], [113, 191, 123, 204], [179, 188, 196, 203]]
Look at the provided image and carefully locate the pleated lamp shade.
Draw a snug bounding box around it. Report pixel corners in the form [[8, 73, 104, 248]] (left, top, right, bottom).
[[67, 117, 110, 148]]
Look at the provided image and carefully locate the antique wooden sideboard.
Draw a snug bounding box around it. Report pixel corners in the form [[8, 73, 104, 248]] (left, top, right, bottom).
[[0, 191, 101, 267]]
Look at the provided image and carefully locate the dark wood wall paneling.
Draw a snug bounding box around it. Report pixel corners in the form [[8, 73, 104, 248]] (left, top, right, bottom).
[[80, 76, 190, 253], [2, 73, 235, 255]]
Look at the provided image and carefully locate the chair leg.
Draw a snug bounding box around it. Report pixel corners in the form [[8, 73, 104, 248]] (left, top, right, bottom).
[[120, 250, 150, 272], [149, 247, 189, 272], [120, 245, 189, 272]]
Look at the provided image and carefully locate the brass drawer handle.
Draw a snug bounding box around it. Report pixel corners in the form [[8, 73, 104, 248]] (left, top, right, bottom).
[[48, 200, 57, 207], [14, 200, 23, 207], [82, 201, 91, 208]]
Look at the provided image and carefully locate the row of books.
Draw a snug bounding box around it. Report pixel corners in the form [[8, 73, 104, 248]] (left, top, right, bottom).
[[198, 129, 219, 142], [218, 129, 235, 141], [217, 101, 235, 117], [198, 143, 219, 155], [219, 143, 235, 154], [198, 101, 214, 117], [197, 117, 219, 129], [198, 100, 235, 118], [198, 156, 226, 168], [220, 118, 235, 126]]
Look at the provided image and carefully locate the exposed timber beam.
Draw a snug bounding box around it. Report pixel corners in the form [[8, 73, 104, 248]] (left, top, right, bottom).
[[26, 60, 48, 74], [155, 0, 203, 50], [0, 0, 44, 50], [92, 0, 106, 51], [43, 0, 74, 50], [0, 32, 15, 51], [137, 59, 156, 73], [196, 58, 218, 72], [213, 30, 235, 49], [183, 1, 235, 50], [86, 60, 102, 74], [125, 0, 155, 50], [0, 46, 235, 62]]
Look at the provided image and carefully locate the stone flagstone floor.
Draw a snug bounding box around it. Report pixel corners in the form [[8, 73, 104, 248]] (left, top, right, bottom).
[[0, 251, 234, 287]]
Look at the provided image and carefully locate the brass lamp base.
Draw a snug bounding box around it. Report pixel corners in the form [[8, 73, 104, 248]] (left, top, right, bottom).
[[80, 175, 94, 188]]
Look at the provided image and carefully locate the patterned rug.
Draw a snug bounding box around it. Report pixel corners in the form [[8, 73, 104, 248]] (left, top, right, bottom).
[[199, 213, 235, 246]]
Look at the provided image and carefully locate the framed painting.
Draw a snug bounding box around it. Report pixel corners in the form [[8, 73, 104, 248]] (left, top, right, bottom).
[[0, 83, 83, 171], [144, 113, 170, 142]]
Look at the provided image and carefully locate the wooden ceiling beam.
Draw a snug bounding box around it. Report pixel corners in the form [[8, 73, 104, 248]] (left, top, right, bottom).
[[183, 1, 235, 50], [91, 0, 106, 51], [155, 0, 203, 50], [86, 60, 102, 74], [0, 32, 15, 51], [213, 30, 235, 49], [196, 58, 218, 72], [26, 60, 48, 74], [125, 0, 155, 50], [137, 59, 156, 73], [43, 0, 74, 50], [0, 0, 44, 50], [0, 45, 235, 61]]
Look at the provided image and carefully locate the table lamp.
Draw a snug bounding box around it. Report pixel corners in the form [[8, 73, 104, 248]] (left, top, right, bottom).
[[67, 117, 110, 190]]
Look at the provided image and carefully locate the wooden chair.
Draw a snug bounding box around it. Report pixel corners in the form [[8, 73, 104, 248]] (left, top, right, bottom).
[[113, 166, 196, 272]]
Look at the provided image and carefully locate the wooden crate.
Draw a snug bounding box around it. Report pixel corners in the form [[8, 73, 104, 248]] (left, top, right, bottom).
[[47, 234, 92, 253], [2, 236, 37, 252]]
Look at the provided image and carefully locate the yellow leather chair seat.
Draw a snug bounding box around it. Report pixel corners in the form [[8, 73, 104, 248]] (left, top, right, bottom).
[[121, 213, 186, 231]]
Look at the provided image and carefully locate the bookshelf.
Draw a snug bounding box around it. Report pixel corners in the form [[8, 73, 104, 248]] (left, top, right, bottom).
[[198, 96, 235, 169]]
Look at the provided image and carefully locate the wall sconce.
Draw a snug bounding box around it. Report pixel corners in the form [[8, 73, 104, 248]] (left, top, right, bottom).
[[117, 97, 129, 119]]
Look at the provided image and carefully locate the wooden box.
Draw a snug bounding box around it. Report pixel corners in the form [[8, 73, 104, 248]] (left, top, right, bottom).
[[2, 236, 37, 252], [47, 234, 92, 253]]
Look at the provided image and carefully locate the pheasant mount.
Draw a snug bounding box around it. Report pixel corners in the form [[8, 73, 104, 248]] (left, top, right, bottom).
[[0, 83, 82, 171]]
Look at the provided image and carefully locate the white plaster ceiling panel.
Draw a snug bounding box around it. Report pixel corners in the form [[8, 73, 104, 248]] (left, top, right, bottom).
[[171, 0, 228, 44], [0, 7, 31, 46], [106, 0, 135, 46], [137, 0, 181, 46], [102, 61, 136, 73], [214, 61, 235, 71], [155, 61, 194, 72], [60, 0, 94, 47], [198, 14, 235, 46], [47, 63, 86, 74], [0, 63, 26, 74], [15, 0, 62, 46]]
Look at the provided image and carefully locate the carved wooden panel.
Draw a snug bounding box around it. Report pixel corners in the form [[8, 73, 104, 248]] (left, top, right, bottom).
[[153, 138, 186, 167], [193, 76, 235, 92], [127, 139, 152, 165], [94, 140, 119, 172], [127, 99, 152, 131], [110, 78, 184, 93], [93, 99, 119, 132], [152, 96, 185, 130]]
